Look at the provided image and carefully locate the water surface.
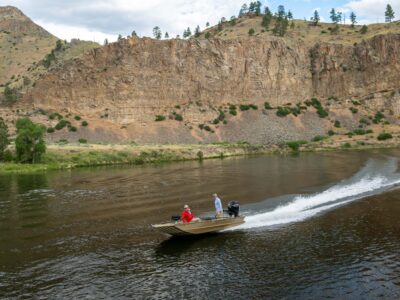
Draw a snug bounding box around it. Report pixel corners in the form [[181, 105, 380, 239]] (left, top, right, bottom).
[[1, 149, 400, 299]]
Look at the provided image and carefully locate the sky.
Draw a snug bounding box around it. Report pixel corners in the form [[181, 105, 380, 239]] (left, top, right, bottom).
[[0, 0, 398, 43]]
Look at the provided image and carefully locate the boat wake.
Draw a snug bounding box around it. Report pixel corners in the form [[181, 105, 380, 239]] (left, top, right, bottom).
[[232, 157, 400, 230]]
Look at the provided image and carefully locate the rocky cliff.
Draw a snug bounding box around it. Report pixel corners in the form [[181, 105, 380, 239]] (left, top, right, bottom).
[[18, 32, 399, 144], [1, 8, 398, 144]]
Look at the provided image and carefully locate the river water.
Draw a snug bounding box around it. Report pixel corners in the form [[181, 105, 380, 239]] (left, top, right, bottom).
[[1, 149, 400, 299]]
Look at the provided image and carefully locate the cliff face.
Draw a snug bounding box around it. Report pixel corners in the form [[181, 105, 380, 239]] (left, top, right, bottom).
[[19, 33, 400, 144], [0, 6, 56, 86], [311, 34, 400, 106]]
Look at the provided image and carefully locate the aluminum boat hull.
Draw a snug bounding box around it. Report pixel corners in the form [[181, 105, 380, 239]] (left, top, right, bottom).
[[152, 216, 245, 236]]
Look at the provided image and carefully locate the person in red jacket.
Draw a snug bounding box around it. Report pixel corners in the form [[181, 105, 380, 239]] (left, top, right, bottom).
[[181, 204, 194, 223]]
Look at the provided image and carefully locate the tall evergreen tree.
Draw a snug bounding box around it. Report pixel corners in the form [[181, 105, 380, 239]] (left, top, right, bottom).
[[262, 11, 272, 29], [385, 4, 395, 22], [183, 27, 192, 38], [287, 10, 293, 20], [239, 3, 248, 17], [350, 12, 357, 27], [277, 5, 285, 18], [206, 22, 210, 27], [164, 32, 169, 39], [264, 6, 271, 15], [255, 1, 262, 15], [153, 26, 161, 39], [330, 8, 338, 23], [194, 25, 201, 37], [104, 38, 108, 46], [311, 10, 320, 26], [131, 30, 137, 37]]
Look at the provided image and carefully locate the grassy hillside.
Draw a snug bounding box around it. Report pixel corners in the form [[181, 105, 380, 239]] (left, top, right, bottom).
[[0, 6, 100, 105], [201, 15, 400, 45]]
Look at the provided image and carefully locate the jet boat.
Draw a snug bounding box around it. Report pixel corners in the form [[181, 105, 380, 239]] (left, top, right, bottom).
[[152, 216, 245, 236]]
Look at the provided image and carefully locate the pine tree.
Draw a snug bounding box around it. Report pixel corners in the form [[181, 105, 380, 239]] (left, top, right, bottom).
[[230, 16, 237, 26], [153, 26, 161, 39], [183, 27, 192, 38], [311, 10, 320, 26], [117, 34, 123, 41], [350, 12, 357, 27], [330, 8, 337, 23], [164, 32, 169, 39], [104, 38, 108, 45], [277, 5, 285, 18], [239, 4, 248, 17], [131, 30, 137, 37], [287, 10, 293, 20], [255, 1, 262, 16], [262, 13, 272, 30], [206, 22, 210, 27], [194, 25, 201, 37], [385, 4, 395, 22]]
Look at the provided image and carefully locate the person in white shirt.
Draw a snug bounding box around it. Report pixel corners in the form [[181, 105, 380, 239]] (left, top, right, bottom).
[[213, 193, 223, 218]]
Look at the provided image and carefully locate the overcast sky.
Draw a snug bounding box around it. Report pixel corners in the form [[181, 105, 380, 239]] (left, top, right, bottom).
[[0, 0, 398, 43]]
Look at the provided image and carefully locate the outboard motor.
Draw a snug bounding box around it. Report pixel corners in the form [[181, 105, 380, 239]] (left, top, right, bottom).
[[227, 201, 240, 217], [171, 215, 181, 222]]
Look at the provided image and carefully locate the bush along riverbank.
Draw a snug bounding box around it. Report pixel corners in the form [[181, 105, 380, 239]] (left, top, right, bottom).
[[1, 116, 399, 173], [1, 137, 399, 174]]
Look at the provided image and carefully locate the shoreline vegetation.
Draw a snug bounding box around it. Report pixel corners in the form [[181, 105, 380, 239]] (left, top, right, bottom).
[[1, 139, 399, 174]]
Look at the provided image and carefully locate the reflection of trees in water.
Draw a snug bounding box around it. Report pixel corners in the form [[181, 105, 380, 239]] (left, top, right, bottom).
[[16, 173, 48, 194]]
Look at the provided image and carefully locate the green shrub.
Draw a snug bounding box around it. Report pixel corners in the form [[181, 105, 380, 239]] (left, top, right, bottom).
[[0, 117, 9, 161], [74, 115, 81, 121], [229, 109, 237, 116], [366, 129, 373, 134], [218, 110, 225, 121], [276, 106, 291, 117], [377, 133, 392, 141], [199, 124, 205, 130], [49, 112, 63, 120], [47, 127, 55, 133], [204, 125, 212, 132], [350, 107, 358, 114], [312, 135, 327, 142], [317, 107, 328, 118], [240, 104, 250, 111], [334, 120, 341, 128], [359, 117, 370, 125], [55, 119, 69, 130], [351, 100, 361, 106], [155, 115, 166, 121], [287, 140, 308, 151], [264, 102, 273, 109], [342, 142, 352, 148], [249, 104, 258, 110], [352, 129, 367, 135], [328, 130, 335, 136], [2, 150, 14, 162], [68, 126, 77, 132], [373, 111, 384, 124], [174, 114, 183, 121], [78, 138, 87, 143], [212, 119, 220, 125], [81, 121, 89, 127], [360, 25, 368, 34], [248, 28, 255, 36], [15, 118, 46, 163]]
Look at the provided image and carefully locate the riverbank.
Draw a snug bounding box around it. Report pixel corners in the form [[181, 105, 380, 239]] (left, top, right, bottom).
[[1, 136, 399, 173]]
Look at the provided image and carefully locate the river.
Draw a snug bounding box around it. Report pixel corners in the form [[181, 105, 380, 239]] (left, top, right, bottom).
[[1, 149, 400, 299]]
